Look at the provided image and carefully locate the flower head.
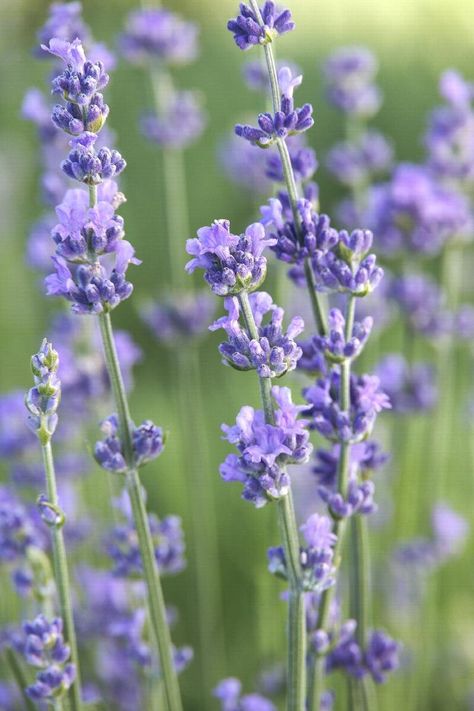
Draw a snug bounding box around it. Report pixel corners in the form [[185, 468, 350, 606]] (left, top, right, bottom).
[[227, 2, 294, 51], [186, 220, 275, 296]]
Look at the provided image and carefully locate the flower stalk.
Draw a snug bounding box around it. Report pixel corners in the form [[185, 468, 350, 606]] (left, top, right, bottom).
[[97, 304, 183, 711], [239, 289, 306, 711]]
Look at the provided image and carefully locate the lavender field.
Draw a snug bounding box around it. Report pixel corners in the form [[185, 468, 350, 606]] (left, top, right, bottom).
[[0, 1, 473, 709]]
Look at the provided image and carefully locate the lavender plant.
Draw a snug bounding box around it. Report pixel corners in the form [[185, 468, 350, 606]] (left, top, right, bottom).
[[119, 6, 227, 696], [25, 339, 82, 710], [39, 35, 184, 710], [223, 3, 398, 708]]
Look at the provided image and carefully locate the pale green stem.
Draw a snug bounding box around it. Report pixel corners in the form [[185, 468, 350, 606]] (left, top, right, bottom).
[[149, 66, 190, 289], [89, 182, 182, 711], [41, 440, 82, 711], [310, 296, 375, 711], [176, 347, 228, 695], [4, 649, 37, 711], [239, 290, 306, 711], [98, 311, 182, 711], [147, 35, 227, 691]]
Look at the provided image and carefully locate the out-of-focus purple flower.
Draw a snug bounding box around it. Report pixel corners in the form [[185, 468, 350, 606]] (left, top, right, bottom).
[[266, 137, 318, 183], [186, 220, 275, 296], [22, 88, 58, 143], [452, 304, 474, 340], [425, 70, 474, 183], [120, 8, 198, 65], [36, 2, 90, 51], [220, 386, 312, 507], [327, 625, 400, 683], [214, 677, 277, 711], [209, 291, 304, 377], [243, 59, 301, 93], [106, 512, 185, 578], [326, 130, 393, 186], [219, 135, 271, 193], [235, 97, 314, 147], [431, 503, 469, 560], [142, 291, 216, 343], [304, 371, 390, 445], [227, 2, 294, 51], [49, 314, 140, 406], [323, 46, 382, 118], [376, 355, 437, 413], [389, 273, 449, 338], [313, 440, 388, 489], [140, 90, 206, 149], [361, 164, 472, 255], [95, 414, 164, 474], [0, 392, 36, 458], [0, 681, 20, 710], [0, 486, 47, 564]]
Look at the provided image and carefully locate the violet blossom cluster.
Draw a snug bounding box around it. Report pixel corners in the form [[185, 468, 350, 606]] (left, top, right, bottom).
[[94, 415, 164, 474], [220, 387, 312, 507], [40, 38, 137, 314], [225, 4, 400, 700], [261, 193, 383, 293], [106, 509, 185, 579], [425, 70, 474, 186], [209, 292, 304, 378]]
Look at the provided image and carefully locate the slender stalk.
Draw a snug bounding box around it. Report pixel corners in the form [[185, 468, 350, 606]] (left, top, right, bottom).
[[176, 347, 228, 694], [310, 296, 374, 710], [248, 0, 326, 336], [90, 177, 182, 711], [239, 290, 306, 711], [4, 649, 37, 711], [41, 440, 82, 711], [98, 311, 182, 711], [149, 66, 190, 289], [145, 30, 228, 691]]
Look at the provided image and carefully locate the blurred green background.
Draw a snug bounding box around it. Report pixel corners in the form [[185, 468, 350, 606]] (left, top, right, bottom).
[[1, 1, 474, 709]]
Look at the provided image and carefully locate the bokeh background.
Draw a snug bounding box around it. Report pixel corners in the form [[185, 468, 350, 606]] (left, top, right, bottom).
[[1, 1, 474, 709]]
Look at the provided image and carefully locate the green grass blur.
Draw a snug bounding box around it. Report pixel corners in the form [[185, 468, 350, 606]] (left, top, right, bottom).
[[1, 1, 474, 709]]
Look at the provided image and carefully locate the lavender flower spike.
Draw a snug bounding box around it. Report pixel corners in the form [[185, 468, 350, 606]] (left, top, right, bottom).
[[25, 341, 83, 711], [41, 34, 184, 709]]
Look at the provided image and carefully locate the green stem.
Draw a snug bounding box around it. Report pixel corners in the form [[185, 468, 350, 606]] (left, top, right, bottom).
[[248, 0, 326, 336], [311, 296, 369, 710], [41, 440, 82, 711], [350, 516, 370, 648], [238, 290, 306, 711], [4, 649, 37, 711], [98, 312, 182, 711], [176, 347, 228, 696], [149, 66, 190, 289], [90, 169, 181, 711]]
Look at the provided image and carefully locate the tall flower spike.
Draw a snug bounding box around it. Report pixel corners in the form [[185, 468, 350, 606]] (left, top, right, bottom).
[[40, 35, 185, 708], [25, 340, 61, 445]]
